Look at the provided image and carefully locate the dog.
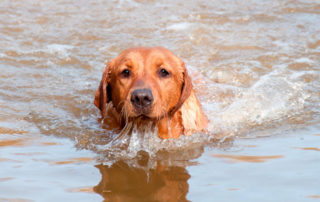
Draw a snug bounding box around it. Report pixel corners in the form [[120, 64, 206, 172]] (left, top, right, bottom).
[[94, 47, 208, 139]]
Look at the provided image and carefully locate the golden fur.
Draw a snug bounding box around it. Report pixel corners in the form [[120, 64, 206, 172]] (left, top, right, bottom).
[[94, 47, 207, 139]]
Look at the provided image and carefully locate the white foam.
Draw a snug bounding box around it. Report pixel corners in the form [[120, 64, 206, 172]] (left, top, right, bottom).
[[47, 44, 73, 58], [208, 69, 309, 136], [93, 122, 214, 161], [272, 40, 291, 52], [294, 57, 314, 64], [166, 22, 192, 31]]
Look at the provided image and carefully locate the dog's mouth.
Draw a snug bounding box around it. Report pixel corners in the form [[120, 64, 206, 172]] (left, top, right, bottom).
[[132, 106, 153, 118], [129, 103, 167, 121], [128, 113, 154, 123]]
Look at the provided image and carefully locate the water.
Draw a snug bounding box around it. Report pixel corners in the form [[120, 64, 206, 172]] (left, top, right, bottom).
[[1, 0, 320, 201]]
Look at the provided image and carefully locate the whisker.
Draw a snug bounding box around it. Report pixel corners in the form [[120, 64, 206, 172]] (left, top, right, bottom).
[[112, 100, 135, 144]]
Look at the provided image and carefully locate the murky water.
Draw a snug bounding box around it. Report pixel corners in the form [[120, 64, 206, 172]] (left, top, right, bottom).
[[1, 0, 320, 201]]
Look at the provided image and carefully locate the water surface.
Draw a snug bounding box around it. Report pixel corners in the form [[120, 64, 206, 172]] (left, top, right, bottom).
[[1, 0, 319, 201]]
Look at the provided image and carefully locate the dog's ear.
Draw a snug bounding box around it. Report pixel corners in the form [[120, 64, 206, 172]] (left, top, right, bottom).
[[94, 61, 113, 118], [169, 61, 192, 116]]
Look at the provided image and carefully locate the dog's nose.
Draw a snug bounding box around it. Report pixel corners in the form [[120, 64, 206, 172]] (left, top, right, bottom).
[[130, 88, 154, 108]]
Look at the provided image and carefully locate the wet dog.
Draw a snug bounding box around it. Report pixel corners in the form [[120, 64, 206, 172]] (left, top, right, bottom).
[[94, 47, 208, 139]]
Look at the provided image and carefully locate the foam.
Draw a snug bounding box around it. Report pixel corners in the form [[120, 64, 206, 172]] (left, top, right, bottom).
[[294, 57, 314, 64], [93, 123, 215, 161], [166, 22, 192, 31], [207, 68, 309, 136], [47, 44, 74, 58]]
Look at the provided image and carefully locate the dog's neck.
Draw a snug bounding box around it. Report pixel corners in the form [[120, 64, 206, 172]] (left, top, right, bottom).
[[157, 110, 184, 139]]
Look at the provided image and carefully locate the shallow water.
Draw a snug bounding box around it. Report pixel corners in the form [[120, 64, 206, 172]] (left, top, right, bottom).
[[1, 0, 320, 201]]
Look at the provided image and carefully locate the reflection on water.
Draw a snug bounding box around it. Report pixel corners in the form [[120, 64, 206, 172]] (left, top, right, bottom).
[[307, 195, 320, 199], [47, 157, 93, 165], [0, 138, 31, 147], [94, 161, 190, 202], [296, 147, 320, 152], [212, 154, 284, 163], [1, 0, 320, 201]]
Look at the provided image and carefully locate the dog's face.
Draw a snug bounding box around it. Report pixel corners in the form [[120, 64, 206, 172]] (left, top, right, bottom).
[[94, 47, 192, 121]]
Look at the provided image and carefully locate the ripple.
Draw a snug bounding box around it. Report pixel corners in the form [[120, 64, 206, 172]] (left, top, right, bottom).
[[212, 154, 284, 163]]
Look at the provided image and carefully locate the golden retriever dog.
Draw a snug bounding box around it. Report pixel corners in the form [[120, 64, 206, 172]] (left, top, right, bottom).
[[94, 47, 208, 139]]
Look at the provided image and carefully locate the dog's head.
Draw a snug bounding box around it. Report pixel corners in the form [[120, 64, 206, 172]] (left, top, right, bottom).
[[94, 47, 192, 121]]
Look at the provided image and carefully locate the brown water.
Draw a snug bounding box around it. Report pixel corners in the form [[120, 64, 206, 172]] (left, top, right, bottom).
[[1, 0, 320, 201]]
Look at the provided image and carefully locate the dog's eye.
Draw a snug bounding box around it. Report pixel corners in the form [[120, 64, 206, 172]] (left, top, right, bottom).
[[120, 69, 131, 78], [159, 68, 170, 78]]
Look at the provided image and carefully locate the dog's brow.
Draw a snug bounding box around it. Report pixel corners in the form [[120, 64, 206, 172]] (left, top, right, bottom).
[[146, 52, 167, 66], [123, 59, 133, 66], [154, 57, 164, 66], [118, 54, 141, 69]]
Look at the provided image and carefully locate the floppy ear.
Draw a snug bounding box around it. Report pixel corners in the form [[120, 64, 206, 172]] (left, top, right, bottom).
[[94, 62, 113, 118], [169, 61, 193, 116]]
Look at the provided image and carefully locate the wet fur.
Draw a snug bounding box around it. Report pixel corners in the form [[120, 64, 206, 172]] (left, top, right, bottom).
[[94, 47, 208, 139]]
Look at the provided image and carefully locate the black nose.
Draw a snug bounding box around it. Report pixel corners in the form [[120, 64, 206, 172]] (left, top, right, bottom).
[[130, 88, 154, 108]]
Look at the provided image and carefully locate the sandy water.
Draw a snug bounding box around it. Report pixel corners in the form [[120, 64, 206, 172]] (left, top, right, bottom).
[[1, 0, 320, 201]]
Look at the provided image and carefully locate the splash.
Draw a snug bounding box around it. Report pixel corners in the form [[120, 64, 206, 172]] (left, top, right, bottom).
[[206, 67, 311, 138], [93, 121, 219, 162]]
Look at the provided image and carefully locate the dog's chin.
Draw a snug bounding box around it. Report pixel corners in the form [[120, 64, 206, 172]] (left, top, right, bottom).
[[129, 110, 161, 121]]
